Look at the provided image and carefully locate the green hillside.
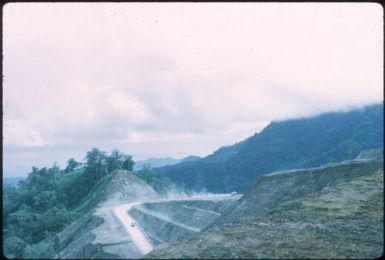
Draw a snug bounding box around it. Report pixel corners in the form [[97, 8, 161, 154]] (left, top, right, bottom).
[[154, 104, 384, 193], [2, 148, 161, 259], [133, 157, 182, 171]]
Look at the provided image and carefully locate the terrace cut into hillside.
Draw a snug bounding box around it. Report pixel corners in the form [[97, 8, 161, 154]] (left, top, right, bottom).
[[145, 149, 384, 259]]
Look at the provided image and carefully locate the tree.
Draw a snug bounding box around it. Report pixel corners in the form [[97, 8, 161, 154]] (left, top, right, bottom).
[[40, 206, 69, 232], [85, 148, 107, 170], [3, 236, 26, 259], [107, 149, 124, 172], [23, 239, 55, 259], [32, 190, 58, 212], [7, 205, 42, 243], [3, 185, 22, 217], [122, 155, 134, 171], [107, 149, 135, 172], [68, 148, 109, 204], [135, 167, 173, 195], [84, 148, 108, 180], [65, 158, 79, 173]]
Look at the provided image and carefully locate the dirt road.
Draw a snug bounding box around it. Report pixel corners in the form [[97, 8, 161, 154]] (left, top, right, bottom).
[[113, 202, 153, 254], [111, 193, 242, 255]]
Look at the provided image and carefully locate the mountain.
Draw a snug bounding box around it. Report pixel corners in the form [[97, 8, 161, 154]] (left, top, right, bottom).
[[134, 157, 182, 171], [154, 104, 384, 193], [134, 156, 201, 171], [180, 155, 201, 163], [145, 149, 384, 259]]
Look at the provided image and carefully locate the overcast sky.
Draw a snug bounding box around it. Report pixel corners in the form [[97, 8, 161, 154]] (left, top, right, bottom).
[[3, 3, 383, 177]]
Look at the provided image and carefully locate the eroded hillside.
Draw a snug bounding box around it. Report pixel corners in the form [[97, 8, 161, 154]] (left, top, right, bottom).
[[52, 170, 240, 259], [54, 170, 159, 259], [129, 197, 239, 246], [145, 149, 384, 259]]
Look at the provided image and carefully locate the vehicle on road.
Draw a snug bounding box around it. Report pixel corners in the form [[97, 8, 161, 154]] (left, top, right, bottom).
[[131, 222, 135, 227]]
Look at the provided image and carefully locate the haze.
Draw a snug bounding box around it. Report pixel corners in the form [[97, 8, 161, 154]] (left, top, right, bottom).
[[3, 3, 383, 177]]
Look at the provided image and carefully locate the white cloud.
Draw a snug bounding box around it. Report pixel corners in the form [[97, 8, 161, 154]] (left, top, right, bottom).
[[3, 3, 383, 176], [4, 119, 48, 146], [108, 92, 154, 124]]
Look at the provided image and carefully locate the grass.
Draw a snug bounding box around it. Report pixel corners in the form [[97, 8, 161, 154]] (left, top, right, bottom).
[[286, 170, 383, 218], [70, 174, 113, 219]]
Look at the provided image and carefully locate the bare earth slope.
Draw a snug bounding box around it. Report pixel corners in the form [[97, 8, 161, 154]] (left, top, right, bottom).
[[54, 170, 158, 259], [145, 149, 384, 259], [53, 171, 240, 259]]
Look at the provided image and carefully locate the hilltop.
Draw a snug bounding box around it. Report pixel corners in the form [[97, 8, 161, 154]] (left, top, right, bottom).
[[52, 170, 159, 259]]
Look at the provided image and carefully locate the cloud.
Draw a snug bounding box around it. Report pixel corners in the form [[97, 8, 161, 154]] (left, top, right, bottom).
[[2, 3, 383, 176]]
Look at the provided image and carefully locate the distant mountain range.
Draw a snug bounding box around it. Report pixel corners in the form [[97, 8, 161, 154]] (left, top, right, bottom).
[[154, 104, 384, 193], [134, 156, 201, 171]]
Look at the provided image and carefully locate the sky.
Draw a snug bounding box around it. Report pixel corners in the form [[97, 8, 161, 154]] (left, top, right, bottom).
[[3, 3, 383, 177]]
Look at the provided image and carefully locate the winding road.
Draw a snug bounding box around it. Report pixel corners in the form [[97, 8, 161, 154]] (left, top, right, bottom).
[[113, 202, 153, 254], [110, 193, 242, 256]]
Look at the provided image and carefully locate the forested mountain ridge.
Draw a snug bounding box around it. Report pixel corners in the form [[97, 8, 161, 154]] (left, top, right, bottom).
[[133, 156, 201, 171], [133, 157, 182, 171], [154, 104, 384, 193]]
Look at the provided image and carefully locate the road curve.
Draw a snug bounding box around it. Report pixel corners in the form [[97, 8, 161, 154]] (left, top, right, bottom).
[[113, 202, 153, 255], [111, 193, 242, 256]]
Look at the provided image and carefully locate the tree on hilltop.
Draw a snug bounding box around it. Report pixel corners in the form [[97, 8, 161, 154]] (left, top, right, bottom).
[[65, 158, 79, 173]]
